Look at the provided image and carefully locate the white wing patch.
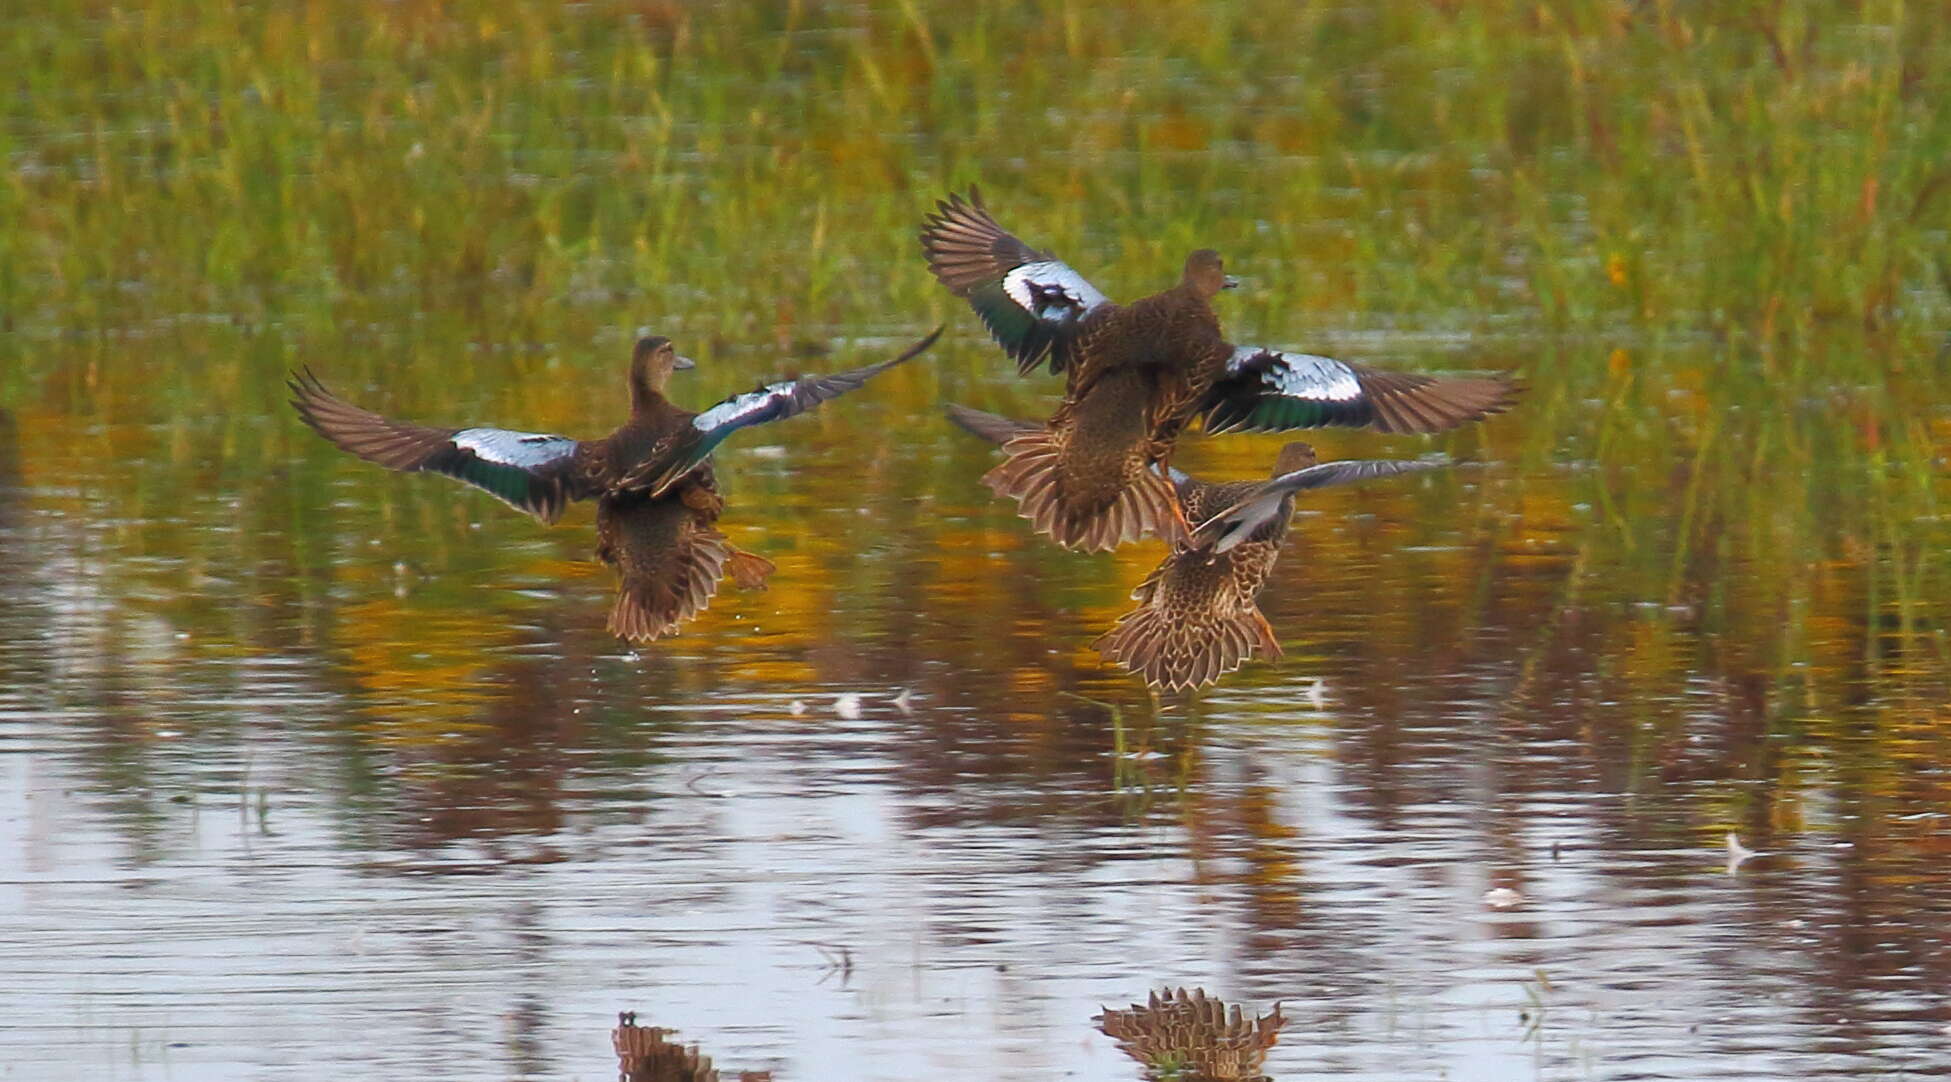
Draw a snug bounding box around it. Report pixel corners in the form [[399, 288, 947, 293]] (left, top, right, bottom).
[[1003, 261, 1109, 323], [1208, 491, 1291, 553], [453, 428, 577, 467], [1230, 347, 1363, 402], [692, 381, 794, 433], [1194, 459, 1445, 552], [1149, 462, 1193, 487]]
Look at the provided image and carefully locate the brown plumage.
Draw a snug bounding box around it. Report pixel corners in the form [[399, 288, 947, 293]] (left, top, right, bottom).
[[1097, 987, 1287, 1082], [612, 1012, 771, 1082], [613, 1013, 718, 1082], [1090, 441, 1446, 691], [594, 467, 778, 643], [959, 403, 1453, 692], [290, 328, 936, 642], [922, 188, 1518, 552], [1092, 447, 1307, 692]]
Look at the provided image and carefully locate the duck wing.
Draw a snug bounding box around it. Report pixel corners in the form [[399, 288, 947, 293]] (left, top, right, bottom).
[[1189, 457, 1449, 554], [1199, 346, 1521, 435], [624, 327, 942, 498], [920, 189, 1114, 376], [288, 368, 581, 524], [943, 403, 1041, 446]]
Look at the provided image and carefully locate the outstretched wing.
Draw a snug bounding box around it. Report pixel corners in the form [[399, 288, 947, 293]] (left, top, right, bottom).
[[943, 403, 1042, 447], [288, 368, 580, 523], [627, 327, 943, 497], [1191, 457, 1449, 554], [1200, 346, 1521, 435], [920, 189, 1113, 376]]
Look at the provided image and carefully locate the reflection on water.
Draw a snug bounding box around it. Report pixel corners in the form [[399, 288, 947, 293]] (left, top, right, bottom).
[[605, 992, 1284, 1082], [1099, 988, 1286, 1082], [615, 1013, 772, 1082], [6, 326, 1950, 1081]]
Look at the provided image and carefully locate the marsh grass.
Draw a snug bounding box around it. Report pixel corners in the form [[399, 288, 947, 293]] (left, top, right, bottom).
[[7, 3, 1947, 345], [4, 0, 1949, 725]]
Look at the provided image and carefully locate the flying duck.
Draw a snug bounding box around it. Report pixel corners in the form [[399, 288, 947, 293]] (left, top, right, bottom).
[[291, 328, 940, 641], [947, 403, 1445, 691], [922, 188, 1513, 553]]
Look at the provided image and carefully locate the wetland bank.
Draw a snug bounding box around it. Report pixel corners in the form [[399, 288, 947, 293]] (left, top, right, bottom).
[[4, 2, 1951, 1079]]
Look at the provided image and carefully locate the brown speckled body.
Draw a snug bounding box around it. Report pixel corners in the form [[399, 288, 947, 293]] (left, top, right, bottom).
[[1093, 475, 1289, 691], [594, 464, 746, 643], [985, 264, 1235, 552], [1093, 444, 1321, 692], [580, 355, 778, 641], [1164, 474, 1293, 598], [613, 1010, 768, 1082], [569, 396, 693, 498], [1055, 284, 1233, 484]]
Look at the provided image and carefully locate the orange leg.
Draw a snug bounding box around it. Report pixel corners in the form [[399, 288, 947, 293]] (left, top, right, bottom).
[[1167, 495, 1194, 546], [1251, 607, 1283, 660]]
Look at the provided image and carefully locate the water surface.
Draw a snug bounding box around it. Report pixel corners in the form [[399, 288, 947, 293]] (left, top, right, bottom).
[[6, 325, 1950, 1081]]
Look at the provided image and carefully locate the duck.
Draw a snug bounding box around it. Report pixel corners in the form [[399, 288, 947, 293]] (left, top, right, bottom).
[[290, 328, 940, 642], [921, 188, 1516, 553], [947, 404, 1444, 691]]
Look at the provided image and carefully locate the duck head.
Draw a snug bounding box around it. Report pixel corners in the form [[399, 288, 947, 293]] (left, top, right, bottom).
[[1181, 249, 1240, 299], [629, 334, 696, 408], [1272, 441, 1318, 477]]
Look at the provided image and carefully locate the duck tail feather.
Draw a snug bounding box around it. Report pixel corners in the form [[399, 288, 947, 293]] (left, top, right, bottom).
[[981, 431, 1183, 552], [607, 530, 732, 643], [1094, 599, 1278, 692]]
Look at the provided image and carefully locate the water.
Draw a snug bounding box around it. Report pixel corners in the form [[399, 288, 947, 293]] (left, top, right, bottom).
[[5, 327, 1950, 1080]]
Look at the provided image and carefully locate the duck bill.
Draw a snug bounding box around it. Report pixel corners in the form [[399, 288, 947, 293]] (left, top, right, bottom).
[[1222, 275, 1240, 290], [673, 355, 697, 370]]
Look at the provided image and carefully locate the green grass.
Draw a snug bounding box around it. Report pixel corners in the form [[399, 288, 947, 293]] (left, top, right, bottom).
[[6, 2, 1947, 353]]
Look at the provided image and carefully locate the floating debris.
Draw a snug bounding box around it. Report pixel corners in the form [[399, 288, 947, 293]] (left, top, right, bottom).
[[1483, 887, 1525, 909], [1725, 833, 1760, 874], [1097, 987, 1285, 1081], [788, 699, 806, 716], [833, 693, 862, 719], [891, 687, 915, 715]]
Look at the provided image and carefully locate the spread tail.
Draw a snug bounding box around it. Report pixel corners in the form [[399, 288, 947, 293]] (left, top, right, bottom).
[[1093, 599, 1282, 692], [606, 531, 731, 643], [981, 430, 1186, 552]]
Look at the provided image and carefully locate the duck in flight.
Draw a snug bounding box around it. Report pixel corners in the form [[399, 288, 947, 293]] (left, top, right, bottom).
[[948, 405, 1446, 691], [291, 328, 940, 642], [921, 188, 1516, 553]]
